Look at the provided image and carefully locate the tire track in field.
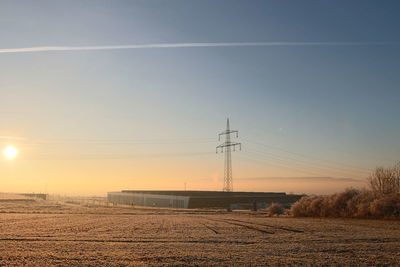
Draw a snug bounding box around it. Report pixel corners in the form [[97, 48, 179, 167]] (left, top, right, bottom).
[[227, 218, 304, 233], [156, 217, 165, 234], [0, 237, 254, 244], [199, 222, 220, 234], [206, 218, 274, 234]]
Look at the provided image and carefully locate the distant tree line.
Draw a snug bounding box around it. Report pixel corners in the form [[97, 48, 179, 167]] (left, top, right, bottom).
[[291, 162, 400, 219]]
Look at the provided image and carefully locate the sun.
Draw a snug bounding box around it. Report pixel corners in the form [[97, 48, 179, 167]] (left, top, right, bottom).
[[3, 145, 18, 159]]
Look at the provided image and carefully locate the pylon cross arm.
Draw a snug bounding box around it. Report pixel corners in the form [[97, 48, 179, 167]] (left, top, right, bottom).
[[216, 142, 241, 153], [218, 142, 241, 148], [218, 130, 239, 140]]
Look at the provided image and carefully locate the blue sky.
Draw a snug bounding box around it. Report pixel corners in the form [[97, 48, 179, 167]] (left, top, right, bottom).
[[0, 0, 400, 194]]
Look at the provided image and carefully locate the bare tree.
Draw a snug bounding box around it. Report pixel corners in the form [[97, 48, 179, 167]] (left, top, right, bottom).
[[368, 162, 400, 195]]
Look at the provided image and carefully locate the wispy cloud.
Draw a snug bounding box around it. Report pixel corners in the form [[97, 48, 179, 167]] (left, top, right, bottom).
[[0, 41, 398, 54], [0, 136, 27, 140]]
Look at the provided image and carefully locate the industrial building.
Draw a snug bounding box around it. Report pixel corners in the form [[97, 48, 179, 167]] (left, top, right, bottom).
[[107, 121, 305, 210], [20, 193, 48, 200], [107, 190, 303, 209]]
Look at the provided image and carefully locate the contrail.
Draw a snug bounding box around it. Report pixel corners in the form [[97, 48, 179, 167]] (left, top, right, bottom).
[[0, 41, 398, 54]]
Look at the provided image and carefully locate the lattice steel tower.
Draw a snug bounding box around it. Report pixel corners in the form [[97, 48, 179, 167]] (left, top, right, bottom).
[[216, 118, 241, 192]]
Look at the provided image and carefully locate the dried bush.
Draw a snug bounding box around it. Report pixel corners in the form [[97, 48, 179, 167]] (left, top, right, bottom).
[[291, 162, 400, 219], [346, 189, 375, 217], [290, 188, 400, 219], [268, 202, 284, 216], [290, 195, 325, 217], [369, 194, 400, 218]]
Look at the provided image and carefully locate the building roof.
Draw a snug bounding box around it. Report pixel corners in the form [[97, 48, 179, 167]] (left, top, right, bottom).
[[120, 190, 287, 198]]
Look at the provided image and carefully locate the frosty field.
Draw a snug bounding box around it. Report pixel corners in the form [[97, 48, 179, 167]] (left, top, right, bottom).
[[0, 199, 399, 266]]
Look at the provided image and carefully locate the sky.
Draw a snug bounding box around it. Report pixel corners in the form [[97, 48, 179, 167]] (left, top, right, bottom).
[[0, 0, 400, 195]]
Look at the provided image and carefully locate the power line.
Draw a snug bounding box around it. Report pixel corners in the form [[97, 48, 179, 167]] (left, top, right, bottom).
[[243, 138, 372, 173], [243, 146, 371, 176], [237, 153, 355, 178], [1, 137, 215, 146], [21, 151, 214, 160], [241, 150, 367, 178]]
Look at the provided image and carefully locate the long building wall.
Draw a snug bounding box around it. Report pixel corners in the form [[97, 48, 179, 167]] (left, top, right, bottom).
[[108, 192, 190, 208], [108, 191, 303, 209], [187, 195, 303, 209]]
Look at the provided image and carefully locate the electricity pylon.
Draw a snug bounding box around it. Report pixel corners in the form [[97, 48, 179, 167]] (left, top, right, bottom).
[[216, 118, 241, 192]]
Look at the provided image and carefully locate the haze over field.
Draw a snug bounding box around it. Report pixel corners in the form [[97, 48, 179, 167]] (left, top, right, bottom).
[[1, 0, 400, 195]]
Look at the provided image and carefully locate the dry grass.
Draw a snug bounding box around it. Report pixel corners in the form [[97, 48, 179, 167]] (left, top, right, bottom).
[[0, 199, 399, 266]]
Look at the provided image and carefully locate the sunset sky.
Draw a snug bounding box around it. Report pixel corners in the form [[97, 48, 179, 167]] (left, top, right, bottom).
[[1, 0, 400, 195]]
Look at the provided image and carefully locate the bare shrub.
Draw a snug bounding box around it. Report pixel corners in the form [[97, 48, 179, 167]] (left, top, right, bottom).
[[290, 162, 400, 219], [369, 194, 400, 218], [268, 202, 284, 216], [291, 189, 359, 218], [346, 189, 375, 217], [308, 196, 326, 217], [291, 196, 321, 217], [330, 189, 360, 217], [290, 188, 400, 219]]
